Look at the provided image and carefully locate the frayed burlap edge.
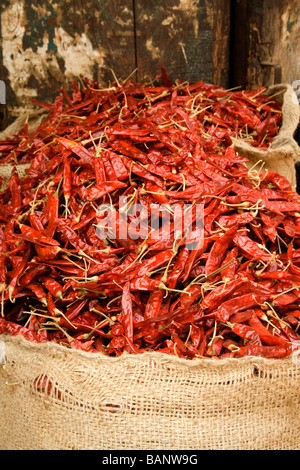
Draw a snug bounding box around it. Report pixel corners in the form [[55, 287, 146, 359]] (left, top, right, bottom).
[[0, 334, 299, 450], [232, 83, 300, 190]]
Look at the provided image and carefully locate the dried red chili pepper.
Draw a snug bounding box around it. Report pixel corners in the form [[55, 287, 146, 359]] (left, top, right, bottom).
[[205, 225, 238, 276], [0, 318, 44, 343], [1, 71, 299, 360], [121, 281, 133, 342]]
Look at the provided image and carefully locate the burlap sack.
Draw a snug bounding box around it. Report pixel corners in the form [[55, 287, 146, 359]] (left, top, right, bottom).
[[232, 84, 300, 190], [0, 334, 299, 450], [0, 109, 48, 141], [0, 91, 300, 451], [0, 109, 48, 180]]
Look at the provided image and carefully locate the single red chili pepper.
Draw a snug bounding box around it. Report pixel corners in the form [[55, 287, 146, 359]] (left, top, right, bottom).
[[71, 207, 96, 231], [259, 212, 285, 243], [221, 246, 239, 281], [101, 152, 117, 181], [85, 180, 127, 201], [121, 249, 175, 282], [177, 285, 202, 310], [70, 338, 95, 352], [205, 225, 238, 276], [109, 138, 150, 165], [46, 291, 61, 318], [121, 281, 133, 342], [19, 223, 60, 246], [35, 244, 62, 261], [9, 171, 22, 216], [144, 289, 164, 320], [248, 312, 288, 346], [40, 186, 59, 226], [70, 312, 111, 339], [26, 282, 48, 306], [234, 343, 298, 358], [229, 309, 254, 323], [108, 151, 130, 181], [146, 163, 197, 187], [129, 276, 163, 291], [121, 155, 165, 188], [233, 232, 271, 262], [7, 246, 31, 301], [215, 292, 270, 323], [272, 317, 300, 343], [0, 228, 7, 292], [29, 212, 45, 232], [261, 171, 292, 191], [56, 218, 90, 252], [57, 137, 94, 164], [18, 263, 49, 288], [206, 334, 224, 357], [93, 154, 106, 185], [0, 318, 43, 343], [166, 180, 225, 202], [167, 246, 190, 289], [231, 322, 262, 346], [216, 211, 254, 229], [171, 333, 198, 358], [63, 152, 72, 214], [41, 276, 63, 299], [182, 237, 212, 283], [59, 299, 88, 327]]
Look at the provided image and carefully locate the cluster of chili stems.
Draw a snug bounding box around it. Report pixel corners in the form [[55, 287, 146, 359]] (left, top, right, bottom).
[[0, 66, 299, 360]]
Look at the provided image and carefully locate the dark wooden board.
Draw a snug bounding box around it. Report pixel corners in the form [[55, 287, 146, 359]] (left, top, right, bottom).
[[134, 0, 231, 87], [230, 0, 300, 89], [1, 0, 300, 130]]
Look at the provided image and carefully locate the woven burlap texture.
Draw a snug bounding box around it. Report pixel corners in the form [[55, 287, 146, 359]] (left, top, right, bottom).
[[0, 334, 299, 450], [232, 83, 300, 190]]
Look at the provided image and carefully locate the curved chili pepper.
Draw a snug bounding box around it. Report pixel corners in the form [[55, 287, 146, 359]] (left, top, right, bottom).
[[121, 281, 133, 342], [0, 318, 43, 343], [205, 225, 238, 276], [248, 312, 287, 346], [215, 293, 270, 323], [86, 180, 127, 201], [19, 223, 59, 246]]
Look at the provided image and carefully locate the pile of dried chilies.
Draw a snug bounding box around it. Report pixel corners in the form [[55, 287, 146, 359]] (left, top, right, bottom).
[[0, 67, 299, 360]]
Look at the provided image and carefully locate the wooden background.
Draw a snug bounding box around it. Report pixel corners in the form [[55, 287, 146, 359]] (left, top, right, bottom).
[[0, 0, 300, 129]]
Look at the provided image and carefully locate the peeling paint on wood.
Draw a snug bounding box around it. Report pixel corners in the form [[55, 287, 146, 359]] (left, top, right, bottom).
[[3, 0, 299, 130], [0, 0, 135, 124], [0, 0, 232, 126]]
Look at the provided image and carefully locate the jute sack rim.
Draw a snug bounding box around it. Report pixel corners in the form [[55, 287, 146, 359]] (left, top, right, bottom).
[[231, 83, 300, 163], [1, 333, 300, 371]]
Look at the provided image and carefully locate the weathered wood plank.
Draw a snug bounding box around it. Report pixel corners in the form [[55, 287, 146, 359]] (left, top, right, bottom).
[[134, 0, 231, 87], [0, 0, 136, 125], [235, 0, 300, 89]]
